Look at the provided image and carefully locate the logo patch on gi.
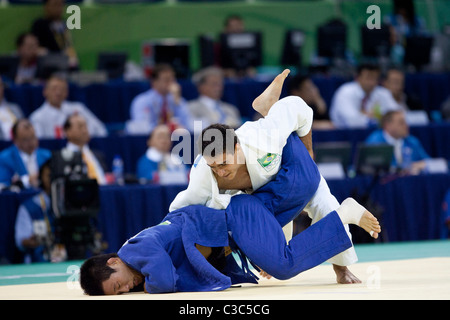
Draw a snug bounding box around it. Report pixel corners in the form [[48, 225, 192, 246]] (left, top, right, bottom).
[[257, 153, 281, 172], [158, 221, 171, 226]]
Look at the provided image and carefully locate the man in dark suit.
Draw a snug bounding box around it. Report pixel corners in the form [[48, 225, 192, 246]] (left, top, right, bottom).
[[30, 0, 79, 69], [0, 119, 51, 188], [62, 113, 107, 185]]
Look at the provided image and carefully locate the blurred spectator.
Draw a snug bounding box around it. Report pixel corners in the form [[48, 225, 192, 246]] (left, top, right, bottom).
[[63, 113, 107, 185], [15, 160, 66, 263], [382, 67, 423, 111], [288, 74, 334, 130], [31, 0, 79, 69], [29, 75, 107, 139], [384, 0, 428, 65], [365, 110, 429, 174], [136, 124, 188, 184], [129, 63, 193, 134], [223, 14, 245, 34], [443, 190, 450, 239], [188, 67, 242, 129], [220, 14, 256, 79], [440, 96, 450, 121], [15, 33, 42, 84], [0, 77, 24, 140], [0, 119, 51, 188], [330, 63, 401, 128]]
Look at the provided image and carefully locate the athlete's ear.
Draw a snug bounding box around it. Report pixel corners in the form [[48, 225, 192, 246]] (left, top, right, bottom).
[[234, 143, 246, 164], [106, 257, 121, 266]]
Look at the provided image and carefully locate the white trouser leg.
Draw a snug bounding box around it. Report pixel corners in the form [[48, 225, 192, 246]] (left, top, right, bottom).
[[282, 221, 293, 243], [303, 175, 358, 266]]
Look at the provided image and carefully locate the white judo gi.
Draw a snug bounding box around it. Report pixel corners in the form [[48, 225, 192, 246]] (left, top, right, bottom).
[[169, 96, 357, 266]]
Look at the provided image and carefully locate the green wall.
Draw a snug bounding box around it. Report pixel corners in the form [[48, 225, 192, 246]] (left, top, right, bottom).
[[0, 0, 449, 72]]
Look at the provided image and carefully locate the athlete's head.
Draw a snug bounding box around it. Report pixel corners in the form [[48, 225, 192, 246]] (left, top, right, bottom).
[[79, 253, 144, 295], [199, 124, 246, 180]]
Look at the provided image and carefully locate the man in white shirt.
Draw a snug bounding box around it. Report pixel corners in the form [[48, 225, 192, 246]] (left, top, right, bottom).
[[330, 63, 401, 128], [62, 113, 107, 185], [29, 75, 107, 139], [0, 77, 24, 140], [169, 70, 364, 284], [188, 67, 242, 129]]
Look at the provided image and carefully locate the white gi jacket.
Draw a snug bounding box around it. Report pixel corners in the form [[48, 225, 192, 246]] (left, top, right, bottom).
[[169, 96, 313, 212]]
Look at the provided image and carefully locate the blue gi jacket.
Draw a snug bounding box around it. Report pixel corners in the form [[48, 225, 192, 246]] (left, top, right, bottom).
[[118, 133, 321, 293]]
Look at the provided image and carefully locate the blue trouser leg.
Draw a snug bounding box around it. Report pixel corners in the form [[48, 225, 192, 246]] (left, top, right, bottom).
[[226, 194, 352, 280]]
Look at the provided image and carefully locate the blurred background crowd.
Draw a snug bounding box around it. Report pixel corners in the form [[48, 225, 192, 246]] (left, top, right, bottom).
[[0, 0, 449, 265]]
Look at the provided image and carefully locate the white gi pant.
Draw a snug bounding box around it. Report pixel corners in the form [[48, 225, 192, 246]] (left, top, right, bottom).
[[302, 175, 358, 266]]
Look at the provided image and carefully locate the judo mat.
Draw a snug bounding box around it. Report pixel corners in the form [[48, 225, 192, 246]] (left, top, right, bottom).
[[0, 240, 449, 300]]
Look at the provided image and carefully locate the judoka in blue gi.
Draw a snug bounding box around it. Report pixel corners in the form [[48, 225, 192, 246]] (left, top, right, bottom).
[[79, 132, 380, 295]]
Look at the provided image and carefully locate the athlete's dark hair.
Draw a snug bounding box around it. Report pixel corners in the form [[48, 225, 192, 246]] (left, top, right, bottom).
[[198, 123, 239, 158], [79, 253, 118, 295]]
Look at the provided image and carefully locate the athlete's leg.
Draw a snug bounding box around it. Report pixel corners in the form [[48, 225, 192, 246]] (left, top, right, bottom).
[[226, 194, 352, 280], [252, 69, 290, 117], [303, 175, 359, 266]]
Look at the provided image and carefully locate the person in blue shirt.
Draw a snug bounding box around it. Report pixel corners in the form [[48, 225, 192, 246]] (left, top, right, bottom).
[[365, 110, 429, 174], [15, 160, 66, 263], [136, 124, 188, 184], [0, 119, 51, 188], [79, 132, 380, 295]]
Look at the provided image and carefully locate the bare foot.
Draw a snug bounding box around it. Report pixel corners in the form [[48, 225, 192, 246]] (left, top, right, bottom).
[[333, 265, 361, 284], [359, 210, 381, 239], [337, 198, 381, 239], [259, 270, 272, 280], [252, 69, 290, 117]]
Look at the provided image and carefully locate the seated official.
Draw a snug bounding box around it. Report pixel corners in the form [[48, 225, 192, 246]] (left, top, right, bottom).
[[188, 67, 242, 129], [0, 77, 24, 140], [0, 119, 51, 188], [129, 64, 193, 134], [29, 75, 107, 139], [365, 110, 429, 174], [136, 124, 189, 184], [288, 74, 334, 130], [330, 63, 401, 129], [63, 114, 107, 185], [15, 160, 66, 263]]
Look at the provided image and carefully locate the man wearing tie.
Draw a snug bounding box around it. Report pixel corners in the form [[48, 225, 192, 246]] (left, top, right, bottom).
[[129, 63, 193, 133], [0, 119, 51, 188], [62, 114, 107, 185], [330, 63, 401, 128]]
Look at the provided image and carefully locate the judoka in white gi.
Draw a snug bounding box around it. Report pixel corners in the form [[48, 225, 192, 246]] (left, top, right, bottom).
[[169, 69, 371, 283]]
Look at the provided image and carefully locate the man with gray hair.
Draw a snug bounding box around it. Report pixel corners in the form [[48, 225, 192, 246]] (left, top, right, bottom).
[[188, 66, 242, 129]]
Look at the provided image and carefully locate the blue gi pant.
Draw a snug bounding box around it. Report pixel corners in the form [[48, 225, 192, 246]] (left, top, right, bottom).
[[227, 195, 352, 280], [225, 133, 352, 280]]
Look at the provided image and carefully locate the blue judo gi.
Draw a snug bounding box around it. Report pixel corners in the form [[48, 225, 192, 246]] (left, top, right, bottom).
[[118, 133, 353, 293]]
